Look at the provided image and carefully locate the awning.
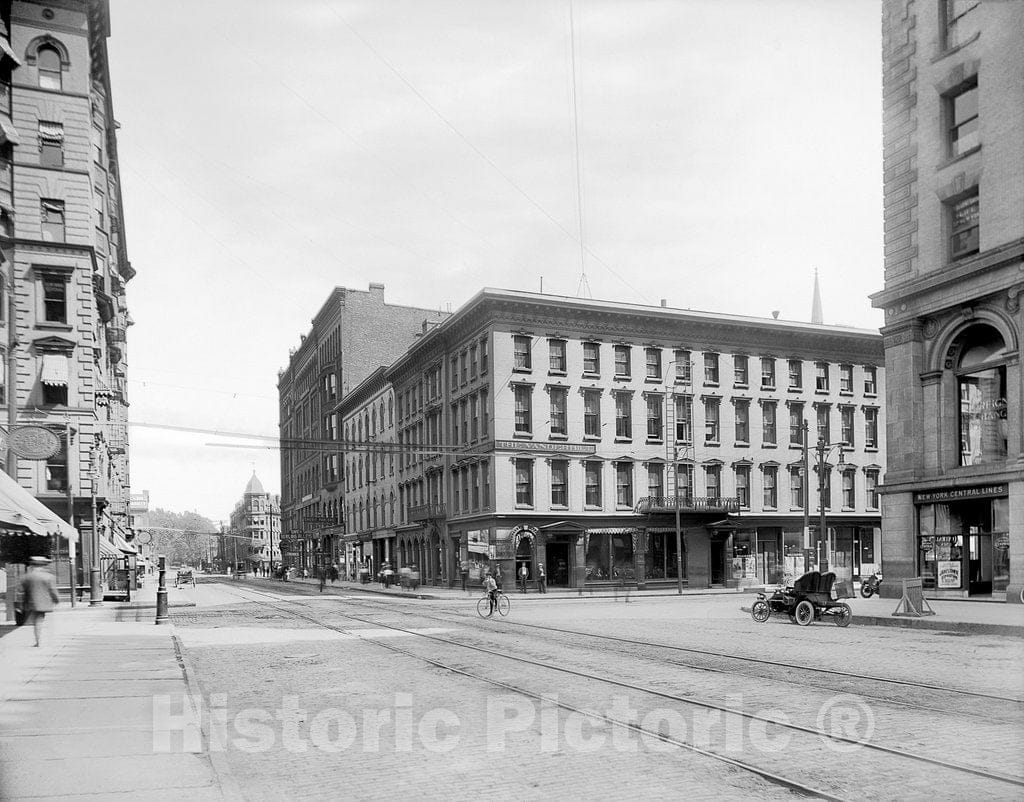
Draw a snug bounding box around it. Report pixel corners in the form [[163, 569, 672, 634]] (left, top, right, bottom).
[[38, 121, 64, 141], [586, 528, 636, 535], [111, 529, 136, 554], [0, 38, 21, 66], [0, 116, 20, 146], [98, 537, 119, 558], [40, 354, 69, 387], [0, 468, 78, 543]]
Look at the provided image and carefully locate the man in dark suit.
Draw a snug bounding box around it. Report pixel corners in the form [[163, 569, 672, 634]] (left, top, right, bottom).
[[18, 556, 60, 647]]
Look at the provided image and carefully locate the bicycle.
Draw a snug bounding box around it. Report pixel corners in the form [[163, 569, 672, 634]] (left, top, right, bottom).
[[477, 592, 510, 617]]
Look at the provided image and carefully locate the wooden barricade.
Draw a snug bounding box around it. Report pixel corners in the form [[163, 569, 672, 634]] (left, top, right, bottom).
[[892, 577, 936, 617]]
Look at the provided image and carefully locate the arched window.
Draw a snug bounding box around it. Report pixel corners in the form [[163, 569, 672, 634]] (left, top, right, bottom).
[[371, 407, 377, 433], [956, 324, 1008, 466], [379, 402, 385, 431], [37, 45, 62, 90]]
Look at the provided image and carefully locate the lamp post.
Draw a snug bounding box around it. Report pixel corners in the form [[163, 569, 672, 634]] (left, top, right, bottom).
[[813, 437, 846, 573], [88, 446, 103, 606], [665, 357, 693, 596]]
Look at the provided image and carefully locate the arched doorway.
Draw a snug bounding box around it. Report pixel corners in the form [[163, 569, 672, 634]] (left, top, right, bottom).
[[515, 534, 534, 588]]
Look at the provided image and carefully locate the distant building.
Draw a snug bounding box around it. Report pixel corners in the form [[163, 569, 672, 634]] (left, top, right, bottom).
[[873, 1, 1022, 601], [227, 472, 280, 572], [339, 288, 885, 590], [277, 283, 449, 570], [0, 0, 135, 593]]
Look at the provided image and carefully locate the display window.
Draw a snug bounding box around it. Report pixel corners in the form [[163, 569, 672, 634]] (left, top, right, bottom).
[[586, 534, 635, 580]]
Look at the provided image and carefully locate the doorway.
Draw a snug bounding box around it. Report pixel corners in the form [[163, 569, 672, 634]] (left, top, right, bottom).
[[710, 540, 727, 585], [546, 541, 570, 587], [968, 534, 993, 595]]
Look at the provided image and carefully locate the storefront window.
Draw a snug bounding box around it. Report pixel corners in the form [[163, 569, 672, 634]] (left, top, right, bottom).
[[956, 326, 1009, 466], [731, 530, 756, 582], [647, 533, 680, 579], [586, 533, 634, 580]]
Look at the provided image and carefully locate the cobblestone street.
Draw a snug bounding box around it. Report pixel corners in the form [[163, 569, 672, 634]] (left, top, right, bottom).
[[163, 580, 1024, 800]]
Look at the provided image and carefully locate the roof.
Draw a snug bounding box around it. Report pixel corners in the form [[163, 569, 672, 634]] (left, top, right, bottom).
[[244, 472, 265, 496]]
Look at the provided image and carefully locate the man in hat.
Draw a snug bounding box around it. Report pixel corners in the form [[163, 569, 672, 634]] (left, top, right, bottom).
[[17, 557, 60, 647]]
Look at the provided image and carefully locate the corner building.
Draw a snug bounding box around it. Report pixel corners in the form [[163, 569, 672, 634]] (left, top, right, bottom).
[[378, 289, 884, 589], [872, 1, 1023, 601]]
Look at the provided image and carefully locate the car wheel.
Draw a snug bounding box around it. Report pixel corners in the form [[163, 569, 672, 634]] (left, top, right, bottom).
[[795, 600, 815, 626], [751, 600, 771, 622], [834, 602, 852, 628]]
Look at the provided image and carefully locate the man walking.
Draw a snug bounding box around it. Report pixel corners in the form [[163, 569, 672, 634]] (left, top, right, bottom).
[[17, 557, 60, 647]]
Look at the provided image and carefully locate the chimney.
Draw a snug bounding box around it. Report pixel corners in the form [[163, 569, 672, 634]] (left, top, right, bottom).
[[660, 299, 667, 307], [369, 282, 385, 303], [772, 311, 780, 320]]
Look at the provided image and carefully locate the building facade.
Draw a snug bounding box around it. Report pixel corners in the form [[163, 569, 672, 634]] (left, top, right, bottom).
[[0, 0, 133, 594], [227, 472, 280, 574], [353, 289, 884, 590], [872, 0, 1023, 601], [277, 283, 447, 571]]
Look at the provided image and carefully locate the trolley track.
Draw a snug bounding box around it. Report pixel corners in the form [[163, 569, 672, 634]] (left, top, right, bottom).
[[184, 582, 1024, 798]]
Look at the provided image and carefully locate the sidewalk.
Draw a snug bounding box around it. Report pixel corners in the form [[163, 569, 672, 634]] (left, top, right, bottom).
[[0, 597, 235, 801]]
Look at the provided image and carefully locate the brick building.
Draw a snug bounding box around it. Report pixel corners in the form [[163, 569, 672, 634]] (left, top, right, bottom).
[[872, 1, 1023, 601], [277, 283, 448, 569], [341, 288, 884, 590], [0, 0, 134, 599]]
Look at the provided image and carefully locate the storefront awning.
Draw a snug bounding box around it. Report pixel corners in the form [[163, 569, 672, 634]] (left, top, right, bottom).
[[40, 354, 69, 387], [111, 529, 136, 554], [0, 468, 78, 543], [586, 528, 636, 535], [98, 537, 120, 558]]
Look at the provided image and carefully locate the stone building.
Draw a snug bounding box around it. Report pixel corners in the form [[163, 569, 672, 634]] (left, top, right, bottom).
[[346, 288, 884, 590], [872, 0, 1023, 601], [0, 0, 134, 597], [277, 283, 448, 570], [227, 472, 280, 574]]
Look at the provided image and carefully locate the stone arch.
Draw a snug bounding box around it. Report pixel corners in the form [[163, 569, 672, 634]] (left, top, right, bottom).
[[928, 305, 1018, 375], [24, 35, 71, 68]]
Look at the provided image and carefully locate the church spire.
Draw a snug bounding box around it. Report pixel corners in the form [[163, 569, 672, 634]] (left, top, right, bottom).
[[811, 269, 823, 324]]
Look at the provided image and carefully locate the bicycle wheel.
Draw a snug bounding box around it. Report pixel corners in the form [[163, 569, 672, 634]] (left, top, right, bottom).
[[477, 597, 492, 617], [496, 594, 511, 616]]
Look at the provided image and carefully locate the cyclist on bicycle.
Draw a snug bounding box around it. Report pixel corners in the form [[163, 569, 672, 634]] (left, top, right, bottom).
[[482, 572, 498, 615]]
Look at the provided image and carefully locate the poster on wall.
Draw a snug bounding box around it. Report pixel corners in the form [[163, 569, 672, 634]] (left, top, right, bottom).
[[937, 560, 961, 589], [467, 530, 490, 555]]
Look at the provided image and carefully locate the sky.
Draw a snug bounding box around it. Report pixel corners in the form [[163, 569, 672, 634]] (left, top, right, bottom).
[[107, 0, 884, 525]]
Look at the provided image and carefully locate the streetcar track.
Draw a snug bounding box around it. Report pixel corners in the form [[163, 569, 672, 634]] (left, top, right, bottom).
[[194, 581, 1024, 795]]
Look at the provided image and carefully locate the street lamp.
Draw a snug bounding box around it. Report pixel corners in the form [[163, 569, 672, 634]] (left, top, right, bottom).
[[810, 436, 845, 573], [665, 357, 693, 596]]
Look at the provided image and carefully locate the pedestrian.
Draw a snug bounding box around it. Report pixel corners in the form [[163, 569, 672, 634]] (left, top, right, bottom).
[[16, 557, 60, 647], [537, 563, 547, 593], [330, 564, 339, 584], [518, 563, 529, 594], [318, 566, 326, 593], [482, 571, 498, 616], [460, 560, 469, 593]]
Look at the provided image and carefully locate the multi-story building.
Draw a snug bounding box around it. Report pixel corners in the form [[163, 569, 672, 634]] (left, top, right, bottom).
[[0, 0, 133, 594], [277, 283, 447, 570], [364, 288, 884, 589], [227, 472, 280, 574], [872, 1, 1022, 601]]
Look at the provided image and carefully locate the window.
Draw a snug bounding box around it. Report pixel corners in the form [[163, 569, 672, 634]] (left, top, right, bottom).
[[549, 339, 566, 373], [37, 45, 62, 91], [549, 387, 567, 436], [675, 463, 695, 501], [704, 464, 721, 500], [645, 348, 662, 380], [469, 345, 478, 379], [815, 362, 829, 392], [816, 404, 830, 443], [704, 397, 720, 443], [841, 406, 855, 447], [943, 0, 980, 50], [817, 465, 832, 511], [615, 462, 633, 507], [480, 389, 489, 437], [673, 350, 691, 383], [614, 392, 632, 439], [733, 355, 748, 386], [788, 359, 803, 390], [41, 353, 68, 406], [513, 335, 532, 370], [789, 402, 804, 445], [947, 83, 979, 157], [480, 337, 489, 374], [735, 465, 750, 508], [38, 121, 64, 168], [585, 461, 602, 507], [550, 460, 568, 507], [460, 352, 468, 384], [471, 394, 480, 440], [865, 470, 879, 510], [950, 193, 979, 260], [646, 395, 663, 440], [41, 199, 65, 242], [514, 385, 532, 434], [675, 395, 693, 443], [840, 364, 853, 393], [864, 407, 879, 449], [647, 464, 664, 499], [583, 390, 601, 437], [760, 357, 776, 389], [789, 466, 804, 509], [45, 447, 67, 492], [614, 345, 631, 377], [762, 466, 778, 508], [735, 399, 750, 443], [762, 401, 777, 445], [864, 366, 877, 395], [515, 459, 533, 506], [42, 276, 67, 323], [842, 471, 855, 508], [957, 325, 1008, 465], [583, 342, 600, 374], [703, 352, 719, 384]]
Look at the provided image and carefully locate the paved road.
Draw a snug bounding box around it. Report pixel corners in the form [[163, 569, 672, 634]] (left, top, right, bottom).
[[160, 580, 1024, 801]]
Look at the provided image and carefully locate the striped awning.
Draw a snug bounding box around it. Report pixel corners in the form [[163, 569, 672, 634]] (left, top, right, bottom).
[[38, 121, 64, 141], [98, 537, 120, 558], [586, 528, 636, 535], [40, 354, 69, 387], [0, 468, 78, 543]]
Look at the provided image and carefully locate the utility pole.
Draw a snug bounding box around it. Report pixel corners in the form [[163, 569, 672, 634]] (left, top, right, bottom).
[[89, 446, 102, 606]]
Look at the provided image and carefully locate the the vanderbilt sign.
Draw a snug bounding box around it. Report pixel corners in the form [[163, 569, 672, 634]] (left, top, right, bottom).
[[914, 484, 1007, 504], [494, 440, 596, 455]]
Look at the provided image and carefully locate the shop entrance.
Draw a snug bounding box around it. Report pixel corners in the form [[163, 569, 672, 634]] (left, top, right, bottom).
[[968, 534, 993, 595], [710, 540, 727, 586], [546, 542, 570, 586], [515, 537, 533, 587]]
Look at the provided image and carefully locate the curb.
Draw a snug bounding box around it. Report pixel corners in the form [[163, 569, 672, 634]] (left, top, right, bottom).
[[738, 605, 1024, 636]]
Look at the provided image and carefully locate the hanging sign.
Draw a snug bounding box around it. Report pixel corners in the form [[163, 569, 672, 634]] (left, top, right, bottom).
[[9, 426, 62, 460]]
